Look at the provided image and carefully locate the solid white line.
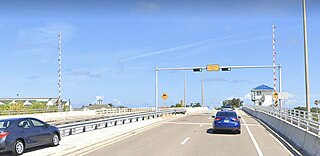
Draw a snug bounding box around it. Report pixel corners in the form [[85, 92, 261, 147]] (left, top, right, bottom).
[[238, 112, 264, 156], [181, 137, 190, 145], [200, 123, 204, 127]]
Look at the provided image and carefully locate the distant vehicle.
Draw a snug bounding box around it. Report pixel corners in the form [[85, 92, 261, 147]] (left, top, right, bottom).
[[221, 105, 234, 111], [0, 117, 60, 155], [212, 111, 241, 134]]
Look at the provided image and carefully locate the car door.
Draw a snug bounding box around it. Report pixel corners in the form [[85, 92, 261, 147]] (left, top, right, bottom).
[[18, 119, 40, 148], [30, 119, 52, 145]]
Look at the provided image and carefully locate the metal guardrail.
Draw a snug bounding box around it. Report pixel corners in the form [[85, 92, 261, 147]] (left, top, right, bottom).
[[0, 109, 59, 116], [244, 105, 320, 137], [58, 109, 186, 137]]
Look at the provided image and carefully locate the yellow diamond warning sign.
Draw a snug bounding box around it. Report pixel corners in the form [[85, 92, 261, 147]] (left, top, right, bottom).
[[162, 92, 168, 101]]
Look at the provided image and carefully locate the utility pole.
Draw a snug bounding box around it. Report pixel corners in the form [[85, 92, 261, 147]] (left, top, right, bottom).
[[302, 0, 311, 112], [201, 71, 205, 107], [184, 71, 186, 108], [155, 66, 158, 112]]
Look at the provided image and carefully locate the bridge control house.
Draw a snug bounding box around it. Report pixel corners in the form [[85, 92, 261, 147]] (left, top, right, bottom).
[[250, 85, 274, 106]]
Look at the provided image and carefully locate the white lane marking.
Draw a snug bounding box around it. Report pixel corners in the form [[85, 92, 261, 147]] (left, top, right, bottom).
[[238, 111, 264, 156], [181, 137, 190, 145], [200, 123, 204, 127], [208, 117, 211, 119]]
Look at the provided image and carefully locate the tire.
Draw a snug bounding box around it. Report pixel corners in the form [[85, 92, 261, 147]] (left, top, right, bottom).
[[12, 139, 24, 155], [237, 130, 241, 134], [51, 133, 60, 146]]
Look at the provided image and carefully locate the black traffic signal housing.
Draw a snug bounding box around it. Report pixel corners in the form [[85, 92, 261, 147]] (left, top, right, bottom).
[[221, 67, 231, 71], [193, 68, 202, 72]]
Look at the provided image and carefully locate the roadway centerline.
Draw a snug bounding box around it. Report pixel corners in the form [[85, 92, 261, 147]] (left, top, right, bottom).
[[200, 123, 204, 127], [180, 137, 190, 145], [237, 111, 264, 156]]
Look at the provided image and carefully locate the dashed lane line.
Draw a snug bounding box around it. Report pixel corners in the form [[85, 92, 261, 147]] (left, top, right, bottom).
[[180, 137, 190, 145]]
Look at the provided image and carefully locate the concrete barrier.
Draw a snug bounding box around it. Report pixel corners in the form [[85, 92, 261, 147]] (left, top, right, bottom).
[[243, 107, 320, 156]]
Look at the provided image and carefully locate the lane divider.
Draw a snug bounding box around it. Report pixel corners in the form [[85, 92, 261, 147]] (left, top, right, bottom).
[[200, 123, 204, 127], [180, 137, 190, 145]]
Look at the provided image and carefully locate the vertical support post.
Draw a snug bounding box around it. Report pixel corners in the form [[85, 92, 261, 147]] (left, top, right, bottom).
[[201, 70, 204, 107], [302, 0, 311, 112], [278, 64, 283, 107], [184, 71, 186, 108], [155, 67, 158, 112]]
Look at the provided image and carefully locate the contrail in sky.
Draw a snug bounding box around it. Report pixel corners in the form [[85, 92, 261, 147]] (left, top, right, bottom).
[[119, 34, 242, 63]]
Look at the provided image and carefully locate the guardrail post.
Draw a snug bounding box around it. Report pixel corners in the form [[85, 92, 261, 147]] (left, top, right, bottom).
[[114, 121, 117, 126], [83, 126, 86, 132], [306, 121, 309, 132], [105, 122, 108, 127], [69, 129, 73, 135], [122, 120, 125, 124], [95, 124, 98, 129]]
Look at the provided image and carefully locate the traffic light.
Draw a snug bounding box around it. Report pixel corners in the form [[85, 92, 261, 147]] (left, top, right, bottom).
[[193, 68, 202, 72], [221, 67, 231, 71]]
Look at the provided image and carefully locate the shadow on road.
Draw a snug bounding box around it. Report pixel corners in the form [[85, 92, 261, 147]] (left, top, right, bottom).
[[206, 128, 238, 135], [1, 145, 55, 156]]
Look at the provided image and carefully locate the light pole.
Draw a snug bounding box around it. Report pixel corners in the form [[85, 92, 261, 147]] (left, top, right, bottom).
[[302, 0, 311, 112], [201, 70, 205, 107], [184, 71, 186, 108], [155, 66, 158, 112]]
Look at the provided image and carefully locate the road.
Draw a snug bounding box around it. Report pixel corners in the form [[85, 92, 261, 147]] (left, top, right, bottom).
[[82, 110, 293, 156]]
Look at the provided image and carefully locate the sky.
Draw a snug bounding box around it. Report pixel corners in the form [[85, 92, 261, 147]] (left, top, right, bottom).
[[0, 0, 319, 108]]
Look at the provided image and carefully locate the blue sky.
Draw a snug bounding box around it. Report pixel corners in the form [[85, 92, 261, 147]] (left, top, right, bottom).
[[0, 0, 319, 108]]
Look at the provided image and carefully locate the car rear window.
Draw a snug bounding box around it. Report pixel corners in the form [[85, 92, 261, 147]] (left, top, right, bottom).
[[216, 112, 237, 117], [0, 120, 12, 129]]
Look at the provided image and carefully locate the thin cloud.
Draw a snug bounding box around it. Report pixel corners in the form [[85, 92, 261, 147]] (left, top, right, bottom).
[[132, 1, 160, 13], [70, 69, 102, 78], [119, 34, 241, 63], [26, 75, 40, 80], [203, 77, 227, 82]]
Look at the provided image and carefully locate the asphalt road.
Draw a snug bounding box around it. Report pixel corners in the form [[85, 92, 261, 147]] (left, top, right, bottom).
[[84, 110, 293, 156]]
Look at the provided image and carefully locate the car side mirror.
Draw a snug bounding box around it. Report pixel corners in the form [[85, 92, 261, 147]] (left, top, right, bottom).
[[45, 124, 50, 128], [238, 116, 241, 119], [212, 116, 215, 118]]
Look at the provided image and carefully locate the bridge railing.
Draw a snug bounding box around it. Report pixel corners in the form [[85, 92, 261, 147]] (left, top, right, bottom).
[[244, 105, 320, 136], [0, 108, 59, 116], [95, 107, 155, 115], [58, 109, 186, 137]]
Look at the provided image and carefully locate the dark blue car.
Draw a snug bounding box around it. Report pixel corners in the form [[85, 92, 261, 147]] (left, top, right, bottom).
[[0, 117, 60, 155], [212, 111, 241, 134]]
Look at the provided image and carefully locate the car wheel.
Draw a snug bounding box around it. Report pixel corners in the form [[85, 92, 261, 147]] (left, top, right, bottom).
[[237, 130, 241, 134], [12, 139, 24, 155], [51, 133, 60, 146]]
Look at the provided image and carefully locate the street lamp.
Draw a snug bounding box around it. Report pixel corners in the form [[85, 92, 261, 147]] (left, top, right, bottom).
[[302, 0, 311, 112]]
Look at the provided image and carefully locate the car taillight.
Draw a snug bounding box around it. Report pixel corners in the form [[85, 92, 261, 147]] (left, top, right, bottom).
[[0, 132, 10, 139], [215, 118, 222, 121], [232, 118, 239, 121]]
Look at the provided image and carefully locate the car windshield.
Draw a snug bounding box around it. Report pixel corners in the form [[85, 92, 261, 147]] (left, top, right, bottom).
[[216, 112, 237, 117], [0, 120, 12, 129]]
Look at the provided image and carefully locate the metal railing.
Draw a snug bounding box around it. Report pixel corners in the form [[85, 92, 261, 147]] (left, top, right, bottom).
[[0, 108, 59, 116], [58, 109, 186, 137], [95, 107, 155, 115], [244, 105, 320, 136]]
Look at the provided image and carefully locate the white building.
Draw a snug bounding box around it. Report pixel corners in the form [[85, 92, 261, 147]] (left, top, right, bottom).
[[251, 85, 274, 106]]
